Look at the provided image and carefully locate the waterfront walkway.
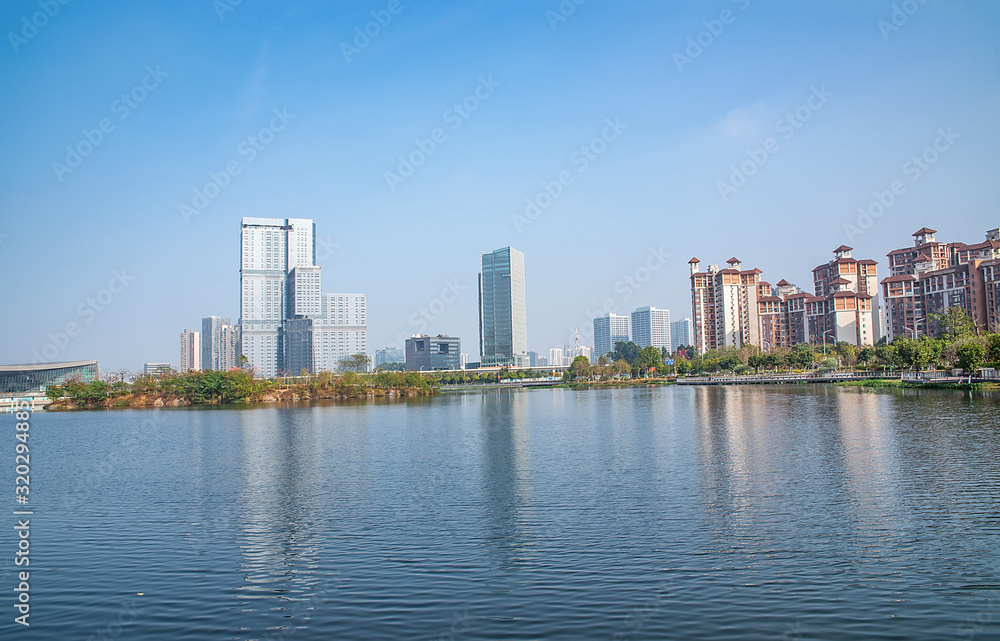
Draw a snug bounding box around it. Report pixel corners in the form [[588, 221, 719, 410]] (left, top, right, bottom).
[[677, 372, 895, 385]]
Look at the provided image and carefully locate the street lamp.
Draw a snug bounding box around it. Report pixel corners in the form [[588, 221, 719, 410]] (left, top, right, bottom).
[[903, 325, 916, 339], [822, 330, 836, 357]]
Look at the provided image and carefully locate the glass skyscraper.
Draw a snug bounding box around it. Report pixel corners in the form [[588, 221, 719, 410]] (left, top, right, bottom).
[[478, 247, 528, 367]]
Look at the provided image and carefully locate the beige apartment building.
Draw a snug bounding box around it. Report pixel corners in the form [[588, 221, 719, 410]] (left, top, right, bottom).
[[690, 246, 879, 354], [881, 227, 1000, 340]]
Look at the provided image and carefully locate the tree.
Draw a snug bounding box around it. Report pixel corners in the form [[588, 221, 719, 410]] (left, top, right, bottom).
[[568, 356, 591, 380], [611, 359, 632, 379], [857, 347, 877, 369], [351, 353, 371, 373], [875, 344, 898, 370], [955, 341, 986, 372], [635, 346, 664, 376], [789, 343, 815, 369], [891, 336, 941, 370], [930, 306, 977, 341], [835, 342, 856, 367], [611, 341, 641, 365], [987, 333, 1000, 363]]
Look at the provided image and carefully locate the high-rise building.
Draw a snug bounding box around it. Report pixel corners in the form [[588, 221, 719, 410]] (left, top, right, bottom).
[[811, 245, 878, 347], [548, 347, 564, 368], [631, 307, 671, 350], [478, 247, 528, 367], [526, 351, 538, 367], [593, 313, 631, 360], [405, 335, 461, 371], [201, 316, 234, 371], [691, 249, 878, 354], [179, 330, 201, 373], [240, 217, 316, 377], [670, 318, 693, 352], [239, 218, 367, 376], [283, 293, 367, 374], [218, 324, 241, 370], [881, 227, 1000, 340], [689, 257, 763, 354]]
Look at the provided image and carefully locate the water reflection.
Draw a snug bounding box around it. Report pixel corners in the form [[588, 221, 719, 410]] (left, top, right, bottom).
[[233, 408, 326, 635], [478, 390, 534, 574]]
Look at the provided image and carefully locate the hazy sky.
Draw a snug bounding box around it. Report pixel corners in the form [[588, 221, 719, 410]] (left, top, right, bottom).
[[2, 1, 998, 371]]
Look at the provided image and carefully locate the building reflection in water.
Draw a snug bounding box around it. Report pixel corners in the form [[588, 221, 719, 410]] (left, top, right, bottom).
[[477, 389, 534, 577], [233, 407, 326, 626]]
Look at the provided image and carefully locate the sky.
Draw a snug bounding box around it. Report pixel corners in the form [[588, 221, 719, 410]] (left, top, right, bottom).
[[1, 0, 998, 371]]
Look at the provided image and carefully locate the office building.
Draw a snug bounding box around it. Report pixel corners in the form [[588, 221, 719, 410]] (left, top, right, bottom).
[[882, 227, 1000, 340], [526, 351, 538, 367], [0, 360, 98, 394], [460, 353, 469, 369], [374, 347, 405, 368], [405, 334, 461, 371], [594, 313, 631, 360], [631, 307, 671, 350], [478, 247, 528, 367], [179, 330, 201, 373], [144, 363, 172, 377], [670, 318, 693, 352]]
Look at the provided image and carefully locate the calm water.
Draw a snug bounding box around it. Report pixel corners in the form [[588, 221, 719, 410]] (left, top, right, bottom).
[[7, 385, 1000, 640]]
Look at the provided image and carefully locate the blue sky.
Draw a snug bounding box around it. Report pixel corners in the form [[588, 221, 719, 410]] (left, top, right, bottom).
[[1, 0, 998, 370]]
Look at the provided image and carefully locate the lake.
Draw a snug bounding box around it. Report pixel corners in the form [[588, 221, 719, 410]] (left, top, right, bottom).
[[9, 385, 1000, 639]]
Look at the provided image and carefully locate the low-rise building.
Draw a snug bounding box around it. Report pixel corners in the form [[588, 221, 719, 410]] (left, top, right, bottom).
[[405, 335, 461, 371]]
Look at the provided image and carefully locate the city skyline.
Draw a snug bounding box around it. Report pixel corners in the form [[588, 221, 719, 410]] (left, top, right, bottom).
[[3, 2, 997, 371]]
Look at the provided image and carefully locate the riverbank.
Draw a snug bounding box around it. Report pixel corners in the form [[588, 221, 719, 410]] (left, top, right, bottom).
[[835, 378, 1000, 391], [44, 369, 436, 410]]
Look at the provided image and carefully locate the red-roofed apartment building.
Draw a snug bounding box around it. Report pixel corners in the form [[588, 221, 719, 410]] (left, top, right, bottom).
[[881, 227, 1000, 340], [690, 246, 879, 354]]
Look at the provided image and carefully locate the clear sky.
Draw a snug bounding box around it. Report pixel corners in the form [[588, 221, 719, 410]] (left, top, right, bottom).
[[1, 0, 998, 371]]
